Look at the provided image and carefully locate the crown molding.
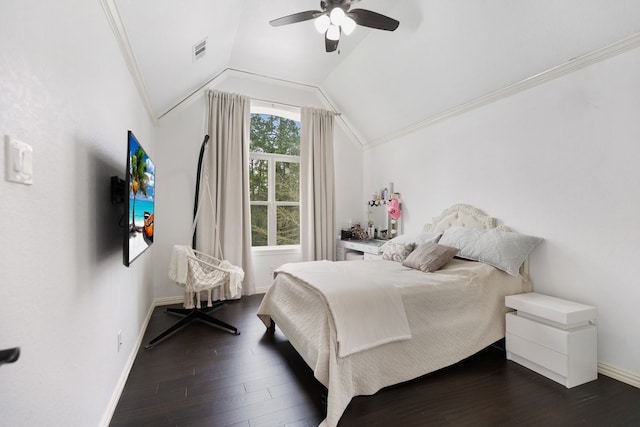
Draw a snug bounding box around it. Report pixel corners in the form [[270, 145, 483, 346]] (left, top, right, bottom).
[[100, 0, 158, 125], [158, 67, 366, 149], [101, 0, 366, 149], [366, 32, 640, 149]]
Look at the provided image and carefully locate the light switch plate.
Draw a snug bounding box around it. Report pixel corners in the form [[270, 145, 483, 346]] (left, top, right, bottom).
[[5, 135, 33, 185]]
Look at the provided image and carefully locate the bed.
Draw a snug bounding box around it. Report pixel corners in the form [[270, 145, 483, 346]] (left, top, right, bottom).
[[257, 204, 539, 427]]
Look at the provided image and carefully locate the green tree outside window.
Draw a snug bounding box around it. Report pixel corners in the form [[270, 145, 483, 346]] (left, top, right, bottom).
[[249, 113, 300, 246]]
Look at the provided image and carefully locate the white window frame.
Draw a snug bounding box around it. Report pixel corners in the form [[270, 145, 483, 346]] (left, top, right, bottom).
[[249, 100, 301, 248], [249, 152, 300, 246]]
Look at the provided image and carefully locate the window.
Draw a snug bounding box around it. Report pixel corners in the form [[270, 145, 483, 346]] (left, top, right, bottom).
[[249, 104, 301, 247]]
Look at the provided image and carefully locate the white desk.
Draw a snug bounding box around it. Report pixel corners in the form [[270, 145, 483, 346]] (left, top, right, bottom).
[[505, 292, 597, 388], [336, 239, 385, 261]]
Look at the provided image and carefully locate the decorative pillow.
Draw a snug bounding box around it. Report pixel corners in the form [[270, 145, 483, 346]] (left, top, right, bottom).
[[402, 242, 459, 272], [379, 231, 442, 252], [381, 242, 416, 262], [439, 227, 542, 276]]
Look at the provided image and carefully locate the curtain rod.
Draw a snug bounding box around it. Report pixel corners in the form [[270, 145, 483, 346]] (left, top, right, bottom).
[[250, 96, 341, 116]]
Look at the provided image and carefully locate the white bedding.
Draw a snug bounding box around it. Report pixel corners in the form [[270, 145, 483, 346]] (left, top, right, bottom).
[[257, 258, 531, 427], [273, 260, 411, 357]]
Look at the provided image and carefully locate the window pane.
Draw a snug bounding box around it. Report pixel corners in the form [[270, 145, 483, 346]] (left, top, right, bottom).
[[249, 159, 268, 201], [251, 205, 268, 246], [250, 114, 300, 155], [275, 161, 300, 202], [249, 110, 301, 248], [277, 206, 300, 245]]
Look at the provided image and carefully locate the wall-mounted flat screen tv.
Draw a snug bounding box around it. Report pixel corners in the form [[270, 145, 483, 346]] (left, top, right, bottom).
[[124, 130, 155, 266]]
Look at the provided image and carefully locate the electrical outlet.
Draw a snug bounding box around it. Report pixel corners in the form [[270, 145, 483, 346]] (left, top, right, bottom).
[[117, 330, 123, 352]]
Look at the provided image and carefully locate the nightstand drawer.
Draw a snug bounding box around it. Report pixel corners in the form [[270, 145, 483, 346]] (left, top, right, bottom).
[[506, 312, 569, 354], [506, 333, 568, 376], [505, 293, 596, 327], [504, 293, 597, 388]]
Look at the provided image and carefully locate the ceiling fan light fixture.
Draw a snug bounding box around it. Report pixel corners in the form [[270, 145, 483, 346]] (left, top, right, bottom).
[[342, 16, 356, 35], [326, 24, 340, 41], [269, 2, 400, 52], [329, 7, 346, 26], [314, 14, 331, 33]]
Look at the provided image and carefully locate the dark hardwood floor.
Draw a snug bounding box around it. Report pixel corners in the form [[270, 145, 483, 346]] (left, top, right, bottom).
[[111, 294, 640, 427]]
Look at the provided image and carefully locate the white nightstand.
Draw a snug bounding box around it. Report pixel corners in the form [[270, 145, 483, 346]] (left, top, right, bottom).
[[505, 292, 597, 388], [336, 239, 385, 261]]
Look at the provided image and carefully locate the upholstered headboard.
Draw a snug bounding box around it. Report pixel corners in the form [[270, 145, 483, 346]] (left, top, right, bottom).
[[422, 204, 528, 275], [423, 204, 510, 233]]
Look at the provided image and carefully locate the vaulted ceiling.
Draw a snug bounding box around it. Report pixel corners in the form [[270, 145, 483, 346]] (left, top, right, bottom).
[[110, 0, 640, 145]]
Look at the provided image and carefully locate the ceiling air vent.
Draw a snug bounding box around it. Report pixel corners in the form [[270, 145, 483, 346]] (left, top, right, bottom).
[[192, 38, 207, 62]]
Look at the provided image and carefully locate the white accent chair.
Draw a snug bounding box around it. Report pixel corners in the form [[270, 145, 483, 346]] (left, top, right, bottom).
[[145, 245, 243, 349]]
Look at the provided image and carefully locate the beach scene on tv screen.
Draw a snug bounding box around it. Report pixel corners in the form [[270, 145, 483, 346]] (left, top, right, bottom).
[[128, 136, 155, 261]]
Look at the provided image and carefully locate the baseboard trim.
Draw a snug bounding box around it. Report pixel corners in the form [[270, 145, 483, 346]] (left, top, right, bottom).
[[154, 295, 185, 306], [598, 362, 640, 388], [101, 295, 187, 426], [99, 299, 158, 427], [100, 301, 638, 426]]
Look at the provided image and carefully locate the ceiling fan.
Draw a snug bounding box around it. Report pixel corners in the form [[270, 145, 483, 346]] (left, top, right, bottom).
[[269, 0, 400, 53]]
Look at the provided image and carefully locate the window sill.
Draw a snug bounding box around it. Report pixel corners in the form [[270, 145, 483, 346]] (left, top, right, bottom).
[[252, 245, 301, 255]]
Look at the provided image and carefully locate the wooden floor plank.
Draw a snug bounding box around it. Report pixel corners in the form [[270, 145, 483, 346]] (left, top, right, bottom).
[[111, 294, 640, 427]]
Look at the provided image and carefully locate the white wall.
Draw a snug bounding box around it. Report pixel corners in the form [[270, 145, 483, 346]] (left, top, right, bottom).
[[364, 45, 640, 379], [0, 2, 155, 426], [154, 70, 363, 297]]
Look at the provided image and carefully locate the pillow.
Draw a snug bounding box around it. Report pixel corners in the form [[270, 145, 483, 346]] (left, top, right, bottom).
[[381, 242, 416, 262], [415, 231, 443, 245], [379, 231, 442, 251], [402, 242, 459, 272], [439, 227, 542, 276]]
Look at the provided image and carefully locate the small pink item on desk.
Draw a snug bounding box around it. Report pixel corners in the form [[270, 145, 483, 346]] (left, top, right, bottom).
[[387, 199, 401, 220]]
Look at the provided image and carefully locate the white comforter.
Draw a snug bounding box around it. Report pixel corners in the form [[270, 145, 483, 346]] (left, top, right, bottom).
[[257, 259, 531, 427], [274, 261, 411, 357]]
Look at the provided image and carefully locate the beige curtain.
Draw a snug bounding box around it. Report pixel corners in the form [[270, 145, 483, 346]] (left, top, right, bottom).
[[196, 90, 255, 296], [300, 107, 336, 261]]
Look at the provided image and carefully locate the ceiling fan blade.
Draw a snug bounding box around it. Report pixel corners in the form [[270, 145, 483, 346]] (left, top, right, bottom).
[[269, 10, 322, 27], [325, 35, 339, 53], [349, 9, 399, 31]]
